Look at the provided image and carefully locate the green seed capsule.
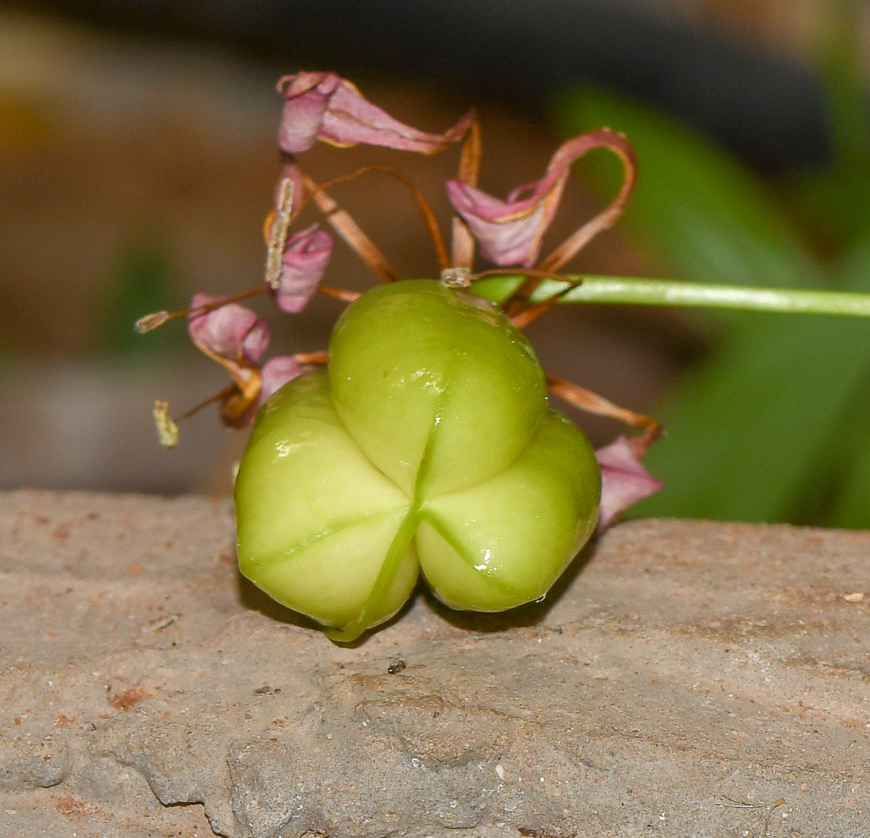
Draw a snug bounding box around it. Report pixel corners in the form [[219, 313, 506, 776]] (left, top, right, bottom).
[[234, 280, 600, 641]]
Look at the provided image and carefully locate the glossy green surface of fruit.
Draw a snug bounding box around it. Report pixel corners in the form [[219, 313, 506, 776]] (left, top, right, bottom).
[[235, 280, 600, 641]]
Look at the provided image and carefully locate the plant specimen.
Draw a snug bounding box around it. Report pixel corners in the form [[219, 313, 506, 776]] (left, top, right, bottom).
[[140, 73, 870, 642]]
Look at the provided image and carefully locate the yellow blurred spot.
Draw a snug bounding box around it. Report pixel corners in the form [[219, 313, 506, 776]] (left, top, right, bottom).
[[153, 400, 179, 448]]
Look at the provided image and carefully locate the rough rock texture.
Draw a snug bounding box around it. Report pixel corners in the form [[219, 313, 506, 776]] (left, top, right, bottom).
[[1, 490, 868, 838]]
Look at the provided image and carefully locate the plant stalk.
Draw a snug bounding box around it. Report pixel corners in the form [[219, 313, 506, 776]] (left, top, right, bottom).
[[472, 274, 870, 318]]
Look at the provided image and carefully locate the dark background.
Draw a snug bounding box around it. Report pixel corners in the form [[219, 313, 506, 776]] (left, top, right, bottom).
[[0, 0, 863, 496]]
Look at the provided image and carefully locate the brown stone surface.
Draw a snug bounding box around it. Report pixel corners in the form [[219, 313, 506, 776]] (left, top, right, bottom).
[[1, 490, 868, 837]]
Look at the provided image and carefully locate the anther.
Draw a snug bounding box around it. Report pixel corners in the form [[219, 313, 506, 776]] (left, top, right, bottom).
[[135, 311, 170, 334], [153, 401, 179, 448], [265, 178, 296, 290], [440, 267, 472, 288]]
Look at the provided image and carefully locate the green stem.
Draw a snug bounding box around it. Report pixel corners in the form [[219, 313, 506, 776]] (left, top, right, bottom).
[[325, 508, 419, 644], [324, 394, 447, 644], [472, 274, 870, 317]]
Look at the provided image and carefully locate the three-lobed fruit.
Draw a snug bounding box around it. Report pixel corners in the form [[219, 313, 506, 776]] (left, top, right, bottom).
[[234, 280, 601, 640]]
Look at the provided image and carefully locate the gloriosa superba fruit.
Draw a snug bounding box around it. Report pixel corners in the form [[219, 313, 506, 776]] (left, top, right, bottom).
[[234, 280, 600, 642], [145, 72, 870, 643], [143, 72, 665, 644]]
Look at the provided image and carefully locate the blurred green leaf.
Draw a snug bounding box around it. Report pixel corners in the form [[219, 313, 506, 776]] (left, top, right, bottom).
[[94, 234, 187, 357], [829, 428, 870, 529], [791, 0, 870, 249], [818, 0, 870, 171], [816, 239, 870, 528], [556, 86, 870, 524], [634, 303, 870, 523], [554, 87, 821, 297]]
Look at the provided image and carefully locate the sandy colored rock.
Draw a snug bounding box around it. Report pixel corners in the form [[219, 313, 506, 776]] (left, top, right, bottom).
[[1, 490, 868, 837]]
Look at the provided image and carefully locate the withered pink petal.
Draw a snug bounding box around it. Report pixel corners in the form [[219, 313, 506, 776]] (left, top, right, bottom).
[[230, 354, 305, 428], [188, 293, 270, 364], [446, 179, 560, 267], [595, 436, 665, 532], [259, 355, 303, 403], [272, 226, 334, 313], [277, 72, 471, 154], [276, 72, 339, 153], [447, 131, 632, 268]]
